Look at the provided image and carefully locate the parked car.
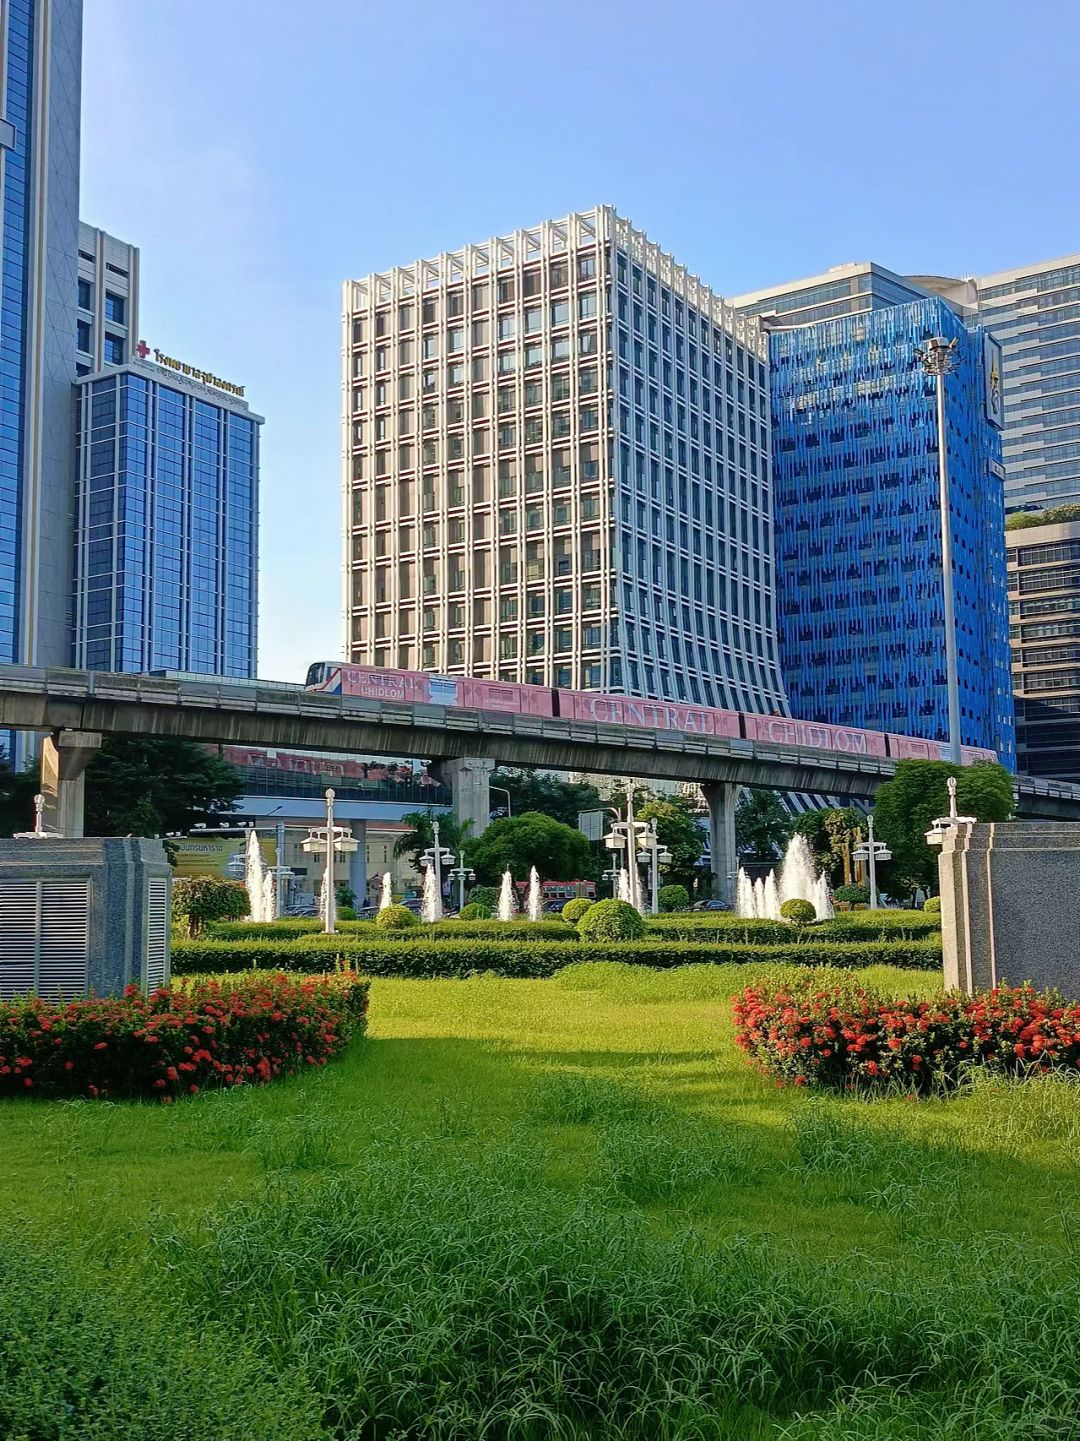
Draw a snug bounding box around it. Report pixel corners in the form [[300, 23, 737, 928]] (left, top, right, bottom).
[[692, 899, 731, 912]]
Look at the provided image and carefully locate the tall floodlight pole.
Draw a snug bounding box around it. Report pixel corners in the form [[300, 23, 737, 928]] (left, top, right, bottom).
[[915, 335, 962, 765]]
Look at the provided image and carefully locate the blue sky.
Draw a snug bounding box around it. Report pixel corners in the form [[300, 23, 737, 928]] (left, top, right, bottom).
[[81, 0, 1080, 683]]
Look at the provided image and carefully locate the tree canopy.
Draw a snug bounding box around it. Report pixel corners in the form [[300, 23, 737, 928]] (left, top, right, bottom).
[[872, 759, 1014, 895], [468, 811, 596, 885], [637, 795, 707, 891], [735, 789, 791, 860], [392, 809, 473, 870], [791, 806, 863, 884], [1005, 503, 1080, 531], [84, 738, 244, 837], [0, 738, 243, 839], [488, 768, 602, 828]]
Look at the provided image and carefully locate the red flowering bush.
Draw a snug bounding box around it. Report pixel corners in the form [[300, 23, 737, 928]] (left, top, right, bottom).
[[0, 971, 369, 1101], [733, 975, 1080, 1092]]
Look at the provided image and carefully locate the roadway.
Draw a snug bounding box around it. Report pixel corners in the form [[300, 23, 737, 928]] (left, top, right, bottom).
[[0, 666, 1078, 819]]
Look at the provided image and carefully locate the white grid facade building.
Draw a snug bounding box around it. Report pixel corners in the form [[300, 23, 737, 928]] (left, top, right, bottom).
[[76, 222, 139, 377], [342, 206, 788, 712]]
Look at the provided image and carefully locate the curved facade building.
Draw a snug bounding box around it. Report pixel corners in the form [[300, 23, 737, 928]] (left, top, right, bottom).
[[769, 297, 1015, 765]]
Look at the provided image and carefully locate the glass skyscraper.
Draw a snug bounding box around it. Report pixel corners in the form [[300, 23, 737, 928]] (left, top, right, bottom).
[[343, 206, 787, 714], [72, 365, 261, 677], [915, 257, 1080, 514], [769, 297, 1015, 765], [733, 261, 929, 332], [0, 0, 82, 677]]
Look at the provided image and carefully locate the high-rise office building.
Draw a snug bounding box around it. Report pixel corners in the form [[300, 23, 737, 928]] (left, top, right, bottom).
[[733, 261, 930, 332], [75, 222, 139, 376], [0, 0, 83, 679], [1007, 513, 1080, 780], [769, 296, 1015, 764], [914, 256, 1080, 514], [73, 359, 261, 677], [343, 206, 788, 713]]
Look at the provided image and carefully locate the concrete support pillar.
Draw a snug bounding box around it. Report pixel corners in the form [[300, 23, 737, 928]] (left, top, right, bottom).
[[702, 781, 738, 905], [432, 756, 495, 838], [347, 820, 367, 911], [40, 731, 102, 838]]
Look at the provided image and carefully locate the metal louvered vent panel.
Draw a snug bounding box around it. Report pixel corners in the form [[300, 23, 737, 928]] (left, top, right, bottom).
[[38, 883, 91, 1000], [145, 877, 169, 991], [0, 882, 40, 999], [0, 879, 90, 1000]]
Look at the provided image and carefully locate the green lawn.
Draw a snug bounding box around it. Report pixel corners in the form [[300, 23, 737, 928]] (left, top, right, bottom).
[[3, 961, 1080, 1439]]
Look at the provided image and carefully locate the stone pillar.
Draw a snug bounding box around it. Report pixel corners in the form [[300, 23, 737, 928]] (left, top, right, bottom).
[[347, 821, 367, 911], [938, 820, 1080, 995], [40, 731, 102, 838], [702, 781, 738, 905], [432, 756, 495, 837]]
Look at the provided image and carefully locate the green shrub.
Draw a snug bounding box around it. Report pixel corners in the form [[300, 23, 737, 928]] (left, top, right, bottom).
[[658, 884, 691, 913], [923, 896, 941, 914], [338, 906, 357, 921], [817, 912, 940, 941], [172, 935, 941, 980], [561, 897, 593, 926], [578, 899, 647, 943], [834, 884, 870, 908], [780, 898, 816, 926], [458, 902, 491, 920], [0, 971, 370, 1100], [468, 885, 499, 912], [209, 918, 323, 940], [209, 917, 574, 943], [375, 904, 418, 931], [645, 911, 940, 944], [171, 877, 249, 938]]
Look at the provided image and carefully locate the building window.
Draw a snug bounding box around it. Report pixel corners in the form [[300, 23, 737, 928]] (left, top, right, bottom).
[[78, 277, 92, 310], [104, 333, 124, 365], [77, 319, 91, 354], [104, 291, 125, 324]]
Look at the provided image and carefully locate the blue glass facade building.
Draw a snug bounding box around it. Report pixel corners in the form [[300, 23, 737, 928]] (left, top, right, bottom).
[[769, 297, 1015, 765], [0, 0, 82, 679], [73, 365, 260, 677]]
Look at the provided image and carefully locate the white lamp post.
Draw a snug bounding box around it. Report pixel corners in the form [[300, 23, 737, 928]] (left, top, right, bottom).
[[448, 851, 475, 911], [420, 819, 455, 912], [852, 814, 891, 910], [300, 788, 359, 934], [636, 822, 673, 915]]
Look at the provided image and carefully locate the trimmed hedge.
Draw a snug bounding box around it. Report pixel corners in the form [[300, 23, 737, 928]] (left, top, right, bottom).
[[209, 918, 576, 943], [172, 936, 941, 980], [644, 912, 940, 944], [0, 971, 370, 1100]]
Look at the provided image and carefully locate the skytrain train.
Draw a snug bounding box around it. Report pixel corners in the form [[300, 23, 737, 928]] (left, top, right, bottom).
[[304, 662, 996, 767]]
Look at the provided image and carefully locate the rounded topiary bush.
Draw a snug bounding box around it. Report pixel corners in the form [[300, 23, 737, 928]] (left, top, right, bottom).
[[577, 898, 646, 943], [561, 897, 593, 927], [458, 902, 491, 920], [658, 884, 690, 913], [834, 884, 870, 909], [375, 904, 419, 931], [923, 896, 941, 914], [780, 898, 816, 926]]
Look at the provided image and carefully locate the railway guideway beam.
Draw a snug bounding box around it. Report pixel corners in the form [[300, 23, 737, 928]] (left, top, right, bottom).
[[40, 730, 102, 838]]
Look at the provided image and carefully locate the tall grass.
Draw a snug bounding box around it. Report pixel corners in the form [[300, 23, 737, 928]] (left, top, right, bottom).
[[2, 963, 1080, 1438]]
